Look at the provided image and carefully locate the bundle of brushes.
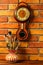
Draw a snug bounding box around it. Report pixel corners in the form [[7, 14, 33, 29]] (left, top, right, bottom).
[[5, 31, 20, 62]]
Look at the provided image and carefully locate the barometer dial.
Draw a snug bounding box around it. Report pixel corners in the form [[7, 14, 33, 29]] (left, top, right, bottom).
[[15, 7, 30, 22]]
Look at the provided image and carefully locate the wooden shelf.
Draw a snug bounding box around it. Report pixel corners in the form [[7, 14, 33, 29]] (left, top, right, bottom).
[[0, 60, 43, 65]]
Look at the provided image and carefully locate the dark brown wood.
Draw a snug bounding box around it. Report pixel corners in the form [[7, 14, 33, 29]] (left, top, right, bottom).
[[0, 61, 43, 65], [16, 23, 28, 41]]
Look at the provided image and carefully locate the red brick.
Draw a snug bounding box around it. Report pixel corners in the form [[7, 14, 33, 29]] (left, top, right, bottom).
[[31, 55, 43, 60], [29, 23, 39, 28], [39, 48, 43, 54], [9, 0, 18, 4], [0, 16, 7, 22], [30, 55, 39, 60], [19, 0, 26, 2], [29, 23, 43, 29], [30, 5, 43, 10], [8, 17, 17, 23], [0, 10, 14, 16], [29, 42, 43, 48], [0, 30, 8, 34], [39, 23, 43, 28], [39, 36, 43, 41], [0, 48, 9, 53], [40, 0, 43, 3], [0, 54, 6, 60], [30, 17, 43, 23], [0, 0, 18, 4], [39, 56, 43, 60], [17, 54, 28, 60], [29, 35, 38, 41], [0, 42, 6, 47], [30, 55, 43, 60], [0, 0, 9, 4], [0, 23, 18, 29], [18, 48, 38, 54], [9, 4, 17, 10], [0, 36, 5, 41], [30, 29, 43, 34], [26, 0, 39, 3], [33, 10, 39, 17], [40, 11, 43, 16], [19, 42, 28, 48], [0, 5, 8, 10]]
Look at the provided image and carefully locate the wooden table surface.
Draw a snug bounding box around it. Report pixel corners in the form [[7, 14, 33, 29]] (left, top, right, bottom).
[[0, 60, 43, 65]]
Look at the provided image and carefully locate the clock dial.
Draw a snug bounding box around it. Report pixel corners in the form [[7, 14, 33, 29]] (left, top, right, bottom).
[[15, 7, 30, 22]]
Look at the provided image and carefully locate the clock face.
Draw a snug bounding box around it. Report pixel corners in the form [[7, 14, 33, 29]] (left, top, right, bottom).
[[15, 7, 30, 22]]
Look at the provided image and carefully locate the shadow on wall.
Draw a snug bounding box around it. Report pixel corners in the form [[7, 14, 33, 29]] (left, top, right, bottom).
[[27, 4, 35, 42]]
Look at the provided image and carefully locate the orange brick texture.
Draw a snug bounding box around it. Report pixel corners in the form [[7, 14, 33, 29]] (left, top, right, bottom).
[[0, 0, 43, 61]]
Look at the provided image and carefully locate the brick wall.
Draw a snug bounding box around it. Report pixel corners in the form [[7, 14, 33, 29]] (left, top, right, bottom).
[[0, 0, 43, 61]]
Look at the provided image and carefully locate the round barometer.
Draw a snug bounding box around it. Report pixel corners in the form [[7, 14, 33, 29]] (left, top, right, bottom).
[[14, 2, 30, 22]]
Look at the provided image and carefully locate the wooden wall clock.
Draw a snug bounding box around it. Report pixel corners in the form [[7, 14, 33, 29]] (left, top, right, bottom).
[[14, 2, 30, 41]]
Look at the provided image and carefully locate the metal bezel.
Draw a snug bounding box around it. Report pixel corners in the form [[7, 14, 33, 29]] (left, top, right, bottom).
[[14, 5, 30, 23]]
